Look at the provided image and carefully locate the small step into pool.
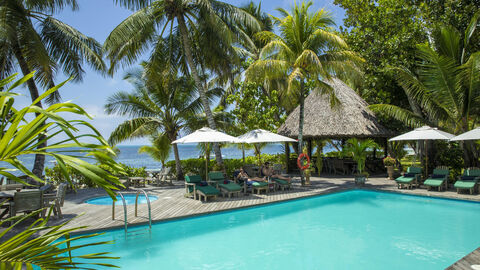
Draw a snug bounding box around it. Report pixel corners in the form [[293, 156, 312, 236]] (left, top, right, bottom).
[[85, 194, 158, 205], [74, 190, 480, 269]]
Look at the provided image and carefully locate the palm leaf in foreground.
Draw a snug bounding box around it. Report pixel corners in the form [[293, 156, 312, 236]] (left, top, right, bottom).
[[0, 73, 125, 198], [0, 208, 119, 269]]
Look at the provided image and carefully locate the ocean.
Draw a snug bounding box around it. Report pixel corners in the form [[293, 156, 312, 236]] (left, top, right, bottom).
[[113, 144, 288, 169], [2, 143, 336, 174]]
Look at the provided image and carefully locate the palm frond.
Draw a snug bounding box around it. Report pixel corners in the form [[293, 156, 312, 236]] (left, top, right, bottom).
[[0, 74, 124, 197], [390, 65, 451, 123], [416, 43, 460, 113], [41, 17, 105, 79], [108, 117, 161, 146], [369, 104, 427, 128], [104, 7, 158, 74], [0, 209, 118, 269], [245, 59, 289, 82], [138, 133, 171, 164]]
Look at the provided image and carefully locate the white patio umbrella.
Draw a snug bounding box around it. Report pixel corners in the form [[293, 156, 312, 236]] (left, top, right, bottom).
[[237, 129, 297, 143], [172, 127, 239, 179], [450, 127, 480, 141], [237, 129, 297, 164], [389, 126, 455, 174]]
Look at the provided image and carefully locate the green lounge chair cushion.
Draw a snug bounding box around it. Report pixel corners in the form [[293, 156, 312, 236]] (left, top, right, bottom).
[[424, 168, 448, 187], [186, 175, 202, 184], [272, 178, 289, 186], [208, 171, 224, 181], [467, 169, 480, 177], [424, 179, 444, 187], [218, 182, 242, 192], [252, 181, 268, 187], [208, 171, 242, 191], [432, 168, 449, 175], [395, 176, 415, 183], [454, 180, 477, 189], [395, 166, 422, 184], [196, 185, 220, 195], [407, 167, 422, 174]]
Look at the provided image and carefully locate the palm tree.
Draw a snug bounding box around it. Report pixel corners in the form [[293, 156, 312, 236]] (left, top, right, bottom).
[[105, 0, 260, 168], [138, 134, 171, 167], [344, 138, 379, 175], [237, 1, 273, 61], [0, 0, 105, 177], [369, 12, 480, 165], [105, 64, 223, 180], [245, 1, 363, 184]]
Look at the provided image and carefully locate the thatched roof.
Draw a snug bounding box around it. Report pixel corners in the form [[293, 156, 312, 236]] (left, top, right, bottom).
[[278, 78, 394, 139]]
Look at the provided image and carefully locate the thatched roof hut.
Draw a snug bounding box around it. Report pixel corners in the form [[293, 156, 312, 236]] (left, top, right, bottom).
[[278, 78, 394, 139]]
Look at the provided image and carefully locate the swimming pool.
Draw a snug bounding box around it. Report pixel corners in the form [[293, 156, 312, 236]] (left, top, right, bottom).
[[73, 190, 480, 269], [85, 194, 158, 205]]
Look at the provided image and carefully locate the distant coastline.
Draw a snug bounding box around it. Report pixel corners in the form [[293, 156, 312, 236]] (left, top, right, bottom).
[[3, 143, 335, 173]]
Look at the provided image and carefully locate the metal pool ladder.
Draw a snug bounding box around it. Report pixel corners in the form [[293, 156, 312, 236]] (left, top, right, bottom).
[[111, 189, 152, 235]]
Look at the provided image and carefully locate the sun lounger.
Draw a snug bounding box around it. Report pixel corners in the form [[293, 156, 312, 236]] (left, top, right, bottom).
[[454, 168, 480, 194], [271, 178, 291, 191], [208, 171, 243, 198], [185, 175, 220, 202], [271, 164, 292, 190], [395, 167, 422, 189], [423, 167, 449, 191], [251, 180, 269, 194]]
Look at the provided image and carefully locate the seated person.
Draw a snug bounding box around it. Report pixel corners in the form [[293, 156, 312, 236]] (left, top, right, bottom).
[[261, 162, 291, 183], [235, 167, 266, 184]]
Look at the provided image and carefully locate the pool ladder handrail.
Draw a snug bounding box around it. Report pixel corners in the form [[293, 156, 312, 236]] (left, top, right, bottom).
[[111, 189, 152, 234], [111, 192, 128, 233], [135, 189, 152, 230]]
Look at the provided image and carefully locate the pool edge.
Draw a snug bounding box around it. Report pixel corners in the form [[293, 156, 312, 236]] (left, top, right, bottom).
[[72, 186, 480, 235]]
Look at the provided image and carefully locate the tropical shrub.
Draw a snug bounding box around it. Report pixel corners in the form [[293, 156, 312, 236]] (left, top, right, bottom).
[[435, 141, 464, 181], [45, 164, 92, 187], [98, 163, 147, 178], [165, 154, 283, 178]]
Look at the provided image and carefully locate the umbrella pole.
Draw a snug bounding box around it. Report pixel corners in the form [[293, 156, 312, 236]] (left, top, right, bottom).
[[205, 143, 208, 181], [425, 140, 428, 177], [242, 144, 245, 165]]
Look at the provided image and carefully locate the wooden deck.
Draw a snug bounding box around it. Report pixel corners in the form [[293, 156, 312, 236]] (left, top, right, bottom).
[[2, 175, 480, 268], [51, 175, 480, 234], [447, 247, 480, 270]]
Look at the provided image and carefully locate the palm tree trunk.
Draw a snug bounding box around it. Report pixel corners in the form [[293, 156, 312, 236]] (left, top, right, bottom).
[[172, 143, 184, 181], [176, 15, 224, 167], [12, 40, 46, 181], [298, 80, 305, 185]]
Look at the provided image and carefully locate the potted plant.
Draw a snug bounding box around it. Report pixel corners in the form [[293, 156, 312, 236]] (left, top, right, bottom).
[[304, 167, 312, 185], [344, 138, 379, 186], [383, 156, 396, 180]]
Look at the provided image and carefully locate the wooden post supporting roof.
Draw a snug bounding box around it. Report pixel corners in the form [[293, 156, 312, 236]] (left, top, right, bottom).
[[307, 139, 313, 158], [285, 142, 290, 173]]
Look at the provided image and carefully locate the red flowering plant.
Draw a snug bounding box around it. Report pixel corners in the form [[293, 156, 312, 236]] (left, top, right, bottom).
[[383, 156, 396, 167]]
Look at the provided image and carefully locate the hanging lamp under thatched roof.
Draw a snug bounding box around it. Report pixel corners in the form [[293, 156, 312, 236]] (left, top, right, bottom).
[[278, 78, 394, 139]]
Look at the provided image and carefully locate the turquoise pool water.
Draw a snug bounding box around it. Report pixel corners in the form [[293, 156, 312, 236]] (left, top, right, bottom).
[[74, 190, 480, 269], [85, 194, 158, 205]]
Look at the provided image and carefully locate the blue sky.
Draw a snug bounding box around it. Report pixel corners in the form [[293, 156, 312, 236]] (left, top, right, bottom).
[[20, 0, 345, 145]]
